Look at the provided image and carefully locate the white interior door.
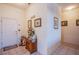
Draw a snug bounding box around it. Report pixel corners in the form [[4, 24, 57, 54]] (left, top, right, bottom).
[[2, 17, 18, 48]]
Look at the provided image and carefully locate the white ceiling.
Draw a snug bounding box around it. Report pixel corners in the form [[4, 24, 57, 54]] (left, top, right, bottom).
[[58, 3, 79, 10], [7, 3, 79, 10], [8, 3, 30, 9]]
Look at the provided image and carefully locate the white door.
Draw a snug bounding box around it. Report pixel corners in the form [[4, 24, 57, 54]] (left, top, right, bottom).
[[2, 17, 19, 48]]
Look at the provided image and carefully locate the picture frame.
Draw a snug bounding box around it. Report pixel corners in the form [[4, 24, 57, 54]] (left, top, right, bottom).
[[34, 18, 41, 27], [61, 21, 68, 26], [54, 17, 59, 29], [76, 19, 79, 26], [28, 20, 32, 28]]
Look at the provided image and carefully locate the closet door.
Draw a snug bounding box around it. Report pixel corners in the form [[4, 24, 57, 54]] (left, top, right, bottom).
[[2, 17, 18, 48]]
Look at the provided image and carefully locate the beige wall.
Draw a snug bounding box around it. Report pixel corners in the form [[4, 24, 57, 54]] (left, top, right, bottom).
[[47, 4, 61, 55], [25, 3, 61, 55], [25, 3, 48, 54], [62, 7, 79, 45]]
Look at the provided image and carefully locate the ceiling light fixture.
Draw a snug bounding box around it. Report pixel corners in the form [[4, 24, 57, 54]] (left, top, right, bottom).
[[65, 5, 76, 10]]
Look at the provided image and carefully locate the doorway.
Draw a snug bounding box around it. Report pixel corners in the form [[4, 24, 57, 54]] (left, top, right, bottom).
[[0, 17, 21, 49]]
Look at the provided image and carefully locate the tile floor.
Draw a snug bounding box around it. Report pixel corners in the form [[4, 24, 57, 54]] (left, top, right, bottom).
[[0, 45, 79, 55], [52, 45, 79, 55], [0, 46, 40, 55]]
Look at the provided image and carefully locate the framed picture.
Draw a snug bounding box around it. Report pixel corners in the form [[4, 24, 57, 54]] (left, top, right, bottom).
[[54, 17, 59, 29], [61, 21, 68, 26], [34, 18, 41, 27], [28, 20, 32, 28], [76, 19, 79, 26]]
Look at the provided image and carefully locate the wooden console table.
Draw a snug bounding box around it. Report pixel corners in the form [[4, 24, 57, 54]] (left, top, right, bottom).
[[25, 38, 37, 53]]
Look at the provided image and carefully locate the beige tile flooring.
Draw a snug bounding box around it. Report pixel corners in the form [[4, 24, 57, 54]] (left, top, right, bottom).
[[0, 45, 79, 55], [52, 45, 79, 55], [0, 46, 40, 55]]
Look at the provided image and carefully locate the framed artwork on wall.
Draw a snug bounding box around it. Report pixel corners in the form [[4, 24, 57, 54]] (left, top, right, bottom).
[[34, 18, 41, 27], [28, 20, 32, 29], [76, 19, 79, 26], [54, 17, 59, 29], [61, 21, 68, 26]]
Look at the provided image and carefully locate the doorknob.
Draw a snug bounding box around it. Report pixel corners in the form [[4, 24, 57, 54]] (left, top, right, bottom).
[[18, 29, 21, 32]]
